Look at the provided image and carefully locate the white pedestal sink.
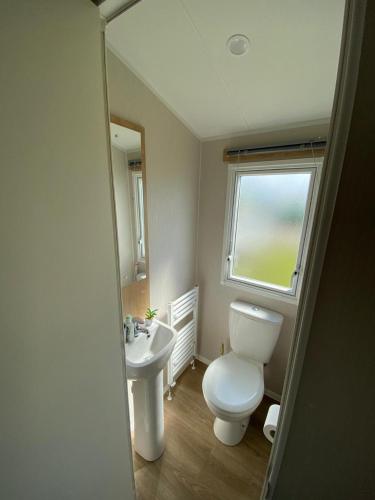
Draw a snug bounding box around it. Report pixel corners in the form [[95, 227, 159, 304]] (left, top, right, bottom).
[[125, 320, 176, 461]]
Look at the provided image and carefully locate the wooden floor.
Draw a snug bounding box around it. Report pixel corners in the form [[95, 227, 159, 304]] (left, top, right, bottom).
[[132, 361, 274, 500]]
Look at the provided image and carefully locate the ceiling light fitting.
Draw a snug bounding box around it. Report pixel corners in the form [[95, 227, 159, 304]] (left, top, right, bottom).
[[227, 34, 250, 56]]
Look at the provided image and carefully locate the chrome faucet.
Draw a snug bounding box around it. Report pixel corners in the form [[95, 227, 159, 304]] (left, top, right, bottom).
[[134, 320, 150, 338]]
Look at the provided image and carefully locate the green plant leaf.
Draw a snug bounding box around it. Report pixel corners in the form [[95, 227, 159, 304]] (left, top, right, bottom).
[[145, 307, 158, 319]]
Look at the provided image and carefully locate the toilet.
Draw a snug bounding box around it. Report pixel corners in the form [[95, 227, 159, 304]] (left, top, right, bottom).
[[202, 301, 283, 446]]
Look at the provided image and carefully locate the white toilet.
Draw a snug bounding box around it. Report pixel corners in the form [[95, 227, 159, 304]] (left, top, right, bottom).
[[202, 301, 283, 446]]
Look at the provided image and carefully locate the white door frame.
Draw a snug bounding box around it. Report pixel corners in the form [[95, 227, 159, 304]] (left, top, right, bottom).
[[262, 1, 367, 497]]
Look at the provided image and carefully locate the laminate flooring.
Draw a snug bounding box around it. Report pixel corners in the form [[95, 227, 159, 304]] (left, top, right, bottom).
[[132, 361, 275, 500]]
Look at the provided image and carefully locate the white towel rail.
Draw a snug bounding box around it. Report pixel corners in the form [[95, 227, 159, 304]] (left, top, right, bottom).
[[167, 286, 199, 400]]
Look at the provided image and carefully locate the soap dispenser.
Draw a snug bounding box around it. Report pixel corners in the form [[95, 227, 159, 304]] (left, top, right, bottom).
[[124, 314, 135, 343]]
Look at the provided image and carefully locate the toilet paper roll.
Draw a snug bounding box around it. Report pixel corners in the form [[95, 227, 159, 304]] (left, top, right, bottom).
[[263, 404, 280, 443]]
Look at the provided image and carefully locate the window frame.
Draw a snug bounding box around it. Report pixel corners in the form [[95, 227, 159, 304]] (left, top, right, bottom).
[[221, 158, 323, 302], [132, 171, 145, 262]]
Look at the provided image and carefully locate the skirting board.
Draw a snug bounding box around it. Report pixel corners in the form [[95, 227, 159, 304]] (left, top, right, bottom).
[[196, 354, 212, 366], [264, 388, 282, 403], [197, 354, 281, 403]]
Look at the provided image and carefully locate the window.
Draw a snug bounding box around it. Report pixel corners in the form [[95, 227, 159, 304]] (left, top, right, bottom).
[[132, 172, 145, 261], [222, 159, 322, 298]]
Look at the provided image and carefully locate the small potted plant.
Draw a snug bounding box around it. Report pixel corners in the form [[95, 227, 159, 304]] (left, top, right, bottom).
[[145, 307, 158, 327]]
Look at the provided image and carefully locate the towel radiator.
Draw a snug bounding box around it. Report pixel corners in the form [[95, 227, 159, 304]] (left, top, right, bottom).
[[167, 286, 199, 400]]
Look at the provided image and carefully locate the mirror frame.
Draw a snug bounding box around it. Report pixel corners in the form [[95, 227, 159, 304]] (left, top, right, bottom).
[[110, 114, 150, 317]]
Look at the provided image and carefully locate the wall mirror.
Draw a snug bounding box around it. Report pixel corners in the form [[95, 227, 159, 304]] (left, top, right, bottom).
[[110, 115, 150, 318]]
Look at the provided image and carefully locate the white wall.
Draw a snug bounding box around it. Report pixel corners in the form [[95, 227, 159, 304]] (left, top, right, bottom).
[[197, 124, 329, 396], [107, 50, 201, 320], [0, 2, 134, 499], [112, 146, 135, 286]]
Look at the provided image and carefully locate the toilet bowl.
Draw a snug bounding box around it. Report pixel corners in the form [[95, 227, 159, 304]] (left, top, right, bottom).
[[202, 301, 283, 446], [203, 352, 264, 445]]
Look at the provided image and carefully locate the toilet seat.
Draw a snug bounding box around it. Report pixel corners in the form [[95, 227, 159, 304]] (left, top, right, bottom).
[[202, 352, 264, 416]]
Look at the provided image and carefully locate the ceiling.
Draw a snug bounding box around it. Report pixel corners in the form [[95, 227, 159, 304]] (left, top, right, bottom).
[[110, 123, 141, 152], [103, 0, 345, 140]]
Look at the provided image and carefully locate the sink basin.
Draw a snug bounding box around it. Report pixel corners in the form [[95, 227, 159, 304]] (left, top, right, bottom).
[[125, 320, 177, 380], [124, 319, 177, 461]]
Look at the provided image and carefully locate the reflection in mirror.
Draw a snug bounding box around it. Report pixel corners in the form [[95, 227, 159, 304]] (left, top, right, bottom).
[[110, 116, 149, 319]]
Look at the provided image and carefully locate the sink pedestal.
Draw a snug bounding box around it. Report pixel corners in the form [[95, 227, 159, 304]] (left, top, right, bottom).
[[132, 370, 164, 461], [125, 320, 176, 461]]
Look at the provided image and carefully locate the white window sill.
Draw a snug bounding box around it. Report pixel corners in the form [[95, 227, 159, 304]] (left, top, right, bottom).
[[221, 278, 299, 306]]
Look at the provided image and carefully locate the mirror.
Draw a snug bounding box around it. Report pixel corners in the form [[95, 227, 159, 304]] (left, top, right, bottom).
[[110, 115, 149, 319]]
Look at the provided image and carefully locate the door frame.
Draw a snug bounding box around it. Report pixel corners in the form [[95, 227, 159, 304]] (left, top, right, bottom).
[[99, 1, 367, 497], [262, 1, 367, 497]]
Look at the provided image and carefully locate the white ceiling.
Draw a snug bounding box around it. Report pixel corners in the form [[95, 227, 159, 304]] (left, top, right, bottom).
[[104, 0, 345, 140], [110, 123, 141, 152]]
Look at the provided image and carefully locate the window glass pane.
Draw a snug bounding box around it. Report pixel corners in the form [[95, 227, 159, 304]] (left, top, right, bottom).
[[232, 171, 312, 289], [136, 176, 145, 259]]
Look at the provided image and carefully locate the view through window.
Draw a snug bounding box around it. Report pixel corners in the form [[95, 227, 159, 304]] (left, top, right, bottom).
[[224, 162, 321, 296], [133, 172, 145, 260]]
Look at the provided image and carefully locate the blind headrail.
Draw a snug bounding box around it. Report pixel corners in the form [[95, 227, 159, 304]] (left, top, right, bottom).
[[223, 140, 326, 163]]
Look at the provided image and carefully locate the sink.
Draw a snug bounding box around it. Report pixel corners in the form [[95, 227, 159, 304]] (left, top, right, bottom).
[[124, 319, 177, 461], [125, 320, 176, 380]]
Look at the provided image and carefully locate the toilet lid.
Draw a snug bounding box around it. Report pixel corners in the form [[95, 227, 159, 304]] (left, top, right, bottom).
[[203, 352, 264, 414]]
